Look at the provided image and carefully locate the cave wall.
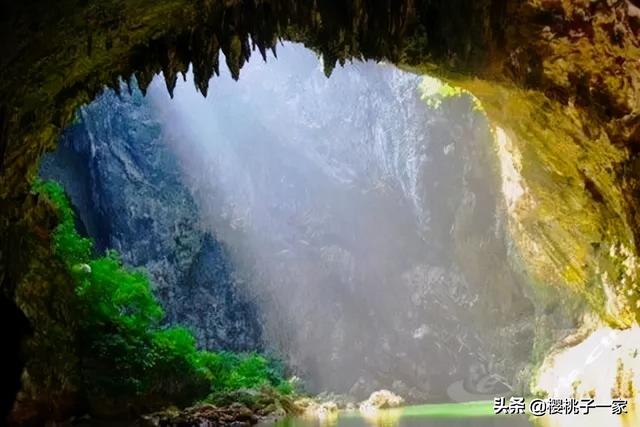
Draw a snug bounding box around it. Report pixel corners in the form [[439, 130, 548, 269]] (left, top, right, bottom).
[[458, 1, 640, 327]]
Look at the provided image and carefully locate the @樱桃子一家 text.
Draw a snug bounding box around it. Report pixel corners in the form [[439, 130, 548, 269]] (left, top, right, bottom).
[[493, 397, 628, 416]]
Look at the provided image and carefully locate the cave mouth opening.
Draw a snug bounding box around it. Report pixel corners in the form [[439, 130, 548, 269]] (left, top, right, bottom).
[[35, 41, 541, 404], [35, 42, 537, 400]]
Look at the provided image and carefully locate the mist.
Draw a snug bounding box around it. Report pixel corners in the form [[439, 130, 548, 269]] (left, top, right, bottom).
[[144, 42, 533, 400]]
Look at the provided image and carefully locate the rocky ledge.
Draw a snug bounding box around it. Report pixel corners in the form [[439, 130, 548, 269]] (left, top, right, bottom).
[[140, 387, 303, 427], [140, 389, 408, 427], [358, 390, 405, 412], [141, 404, 260, 427]]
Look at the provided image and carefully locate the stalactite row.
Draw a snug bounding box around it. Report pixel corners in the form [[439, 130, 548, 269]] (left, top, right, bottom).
[[113, 0, 423, 98], [1, 0, 507, 190], [94, 0, 510, 104]]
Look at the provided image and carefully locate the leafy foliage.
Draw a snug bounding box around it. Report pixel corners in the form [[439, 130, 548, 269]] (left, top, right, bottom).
[[33, 179, 92, 264], [33, 179, 292, 413], [199, 351, 291, 393]]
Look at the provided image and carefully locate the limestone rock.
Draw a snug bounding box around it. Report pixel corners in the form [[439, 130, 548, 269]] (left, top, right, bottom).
[[359, 390, 405, 411]]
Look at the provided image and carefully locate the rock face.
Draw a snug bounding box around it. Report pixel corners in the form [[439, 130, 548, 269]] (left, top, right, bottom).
[[139, 43, 543, 401], [38, 44, 542, 403], [40, 86, 262, 351]]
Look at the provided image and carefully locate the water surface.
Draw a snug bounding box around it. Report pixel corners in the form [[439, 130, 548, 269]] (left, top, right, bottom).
[[260, 401, 639, 427]]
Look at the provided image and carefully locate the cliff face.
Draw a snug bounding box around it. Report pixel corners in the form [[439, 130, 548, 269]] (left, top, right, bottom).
[[36, 44, 544, 403], [57, 45, 552, 402], [40, 86, 262, 351]]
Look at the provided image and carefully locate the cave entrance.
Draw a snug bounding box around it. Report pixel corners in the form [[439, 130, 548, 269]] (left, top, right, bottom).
[[37, 42, 538, 403], [3, 0, 639, 424]]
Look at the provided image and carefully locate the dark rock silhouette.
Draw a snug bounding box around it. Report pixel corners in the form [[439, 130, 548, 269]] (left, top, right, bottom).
[[0, 291, 30, 424]]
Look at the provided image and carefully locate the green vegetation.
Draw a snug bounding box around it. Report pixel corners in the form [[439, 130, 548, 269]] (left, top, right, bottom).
[[32, 179, 293, 414], [418, 76, 483, 111]]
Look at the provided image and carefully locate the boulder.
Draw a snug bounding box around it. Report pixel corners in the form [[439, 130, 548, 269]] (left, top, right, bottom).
[[359, 390, 404, 412]]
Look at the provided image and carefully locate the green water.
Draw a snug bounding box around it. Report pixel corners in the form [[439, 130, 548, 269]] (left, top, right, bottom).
[[260, 401, 639, 427], [260, 402, 524, 427]]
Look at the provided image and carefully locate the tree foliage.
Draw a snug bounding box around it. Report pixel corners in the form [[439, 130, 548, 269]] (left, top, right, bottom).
[[33, 179, 292, 414]]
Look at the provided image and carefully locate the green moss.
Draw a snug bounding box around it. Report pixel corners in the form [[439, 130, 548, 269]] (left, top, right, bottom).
[[418, 76, 483, 112]]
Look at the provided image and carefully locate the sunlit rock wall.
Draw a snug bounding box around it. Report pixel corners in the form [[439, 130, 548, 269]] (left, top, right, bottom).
[[467, 83, 639, 328]]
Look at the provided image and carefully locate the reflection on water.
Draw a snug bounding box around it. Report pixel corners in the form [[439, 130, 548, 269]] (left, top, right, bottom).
[[266, 412, 528, 427], [262, 403, 638, 427]]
